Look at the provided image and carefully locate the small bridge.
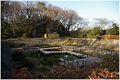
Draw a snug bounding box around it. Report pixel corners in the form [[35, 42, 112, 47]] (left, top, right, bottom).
[[38, 47, 84, 57]]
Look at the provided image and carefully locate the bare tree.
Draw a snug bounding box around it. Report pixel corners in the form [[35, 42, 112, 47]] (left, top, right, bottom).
[[94, 18, 113, 29], [1, 1, 85, 38]]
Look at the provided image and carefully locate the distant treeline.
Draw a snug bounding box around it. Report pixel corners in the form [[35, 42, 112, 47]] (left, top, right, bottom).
[[1, 1, 119, 39]]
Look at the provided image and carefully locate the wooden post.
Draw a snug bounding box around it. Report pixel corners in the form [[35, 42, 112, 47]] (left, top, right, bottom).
[[87, 54, 88, 57], [44, 34, 47, 39], [63, 61, 65, 65], [79, 46, 81, 51], [110, 49, 112, 54], [94, 47, 95, 53], [106, 50, 108, 54], [84, 61, 86, 65], [82, 60, 84, 66], [77, 62, 79, 67]]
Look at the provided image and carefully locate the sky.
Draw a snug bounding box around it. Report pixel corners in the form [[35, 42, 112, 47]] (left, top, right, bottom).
[[47, 0, 119, 23]]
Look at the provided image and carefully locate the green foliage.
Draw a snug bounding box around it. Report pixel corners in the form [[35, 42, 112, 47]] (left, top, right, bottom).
[[92, 26, 102, 35], [87, 31, 94, 38], [107, 23, 119, 35], [74, 27, 102, 38], [22, 33, 27, 39], [1, 21, 13, 39], [22, 33, 30, 39], [70, 31, 79, 38], [87, 27, 102, 38], [71, 28, 88, 38], [80, 31, 88, 38], [78, 30, 88, 38]]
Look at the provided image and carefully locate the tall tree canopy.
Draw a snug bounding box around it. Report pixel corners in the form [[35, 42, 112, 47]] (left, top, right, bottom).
[[1, 1, 81, 38], [1, 1, 118, 39], [107, 23, 119, 35]]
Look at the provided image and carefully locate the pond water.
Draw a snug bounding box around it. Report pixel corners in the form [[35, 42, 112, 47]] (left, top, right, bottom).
[[44, 48, 62, 51], [25, 51, 86, 67], [13, 44, 101, 70]]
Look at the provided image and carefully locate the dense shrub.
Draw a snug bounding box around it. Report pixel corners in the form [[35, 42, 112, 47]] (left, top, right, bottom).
[[107, 23, 119, 35], [12, 51, 25, 61], [22, 33, 30, 39], [12, 51, 33, 70]]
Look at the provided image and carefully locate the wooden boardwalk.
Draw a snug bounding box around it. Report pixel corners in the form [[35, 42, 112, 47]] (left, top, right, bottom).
[[38, 47, 83, 56]]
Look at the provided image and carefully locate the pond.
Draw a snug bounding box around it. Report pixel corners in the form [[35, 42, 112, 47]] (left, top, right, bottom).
[[44, 48, 63, 51], [25, 51, 85, 67], [13, 45, 101, 71]]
